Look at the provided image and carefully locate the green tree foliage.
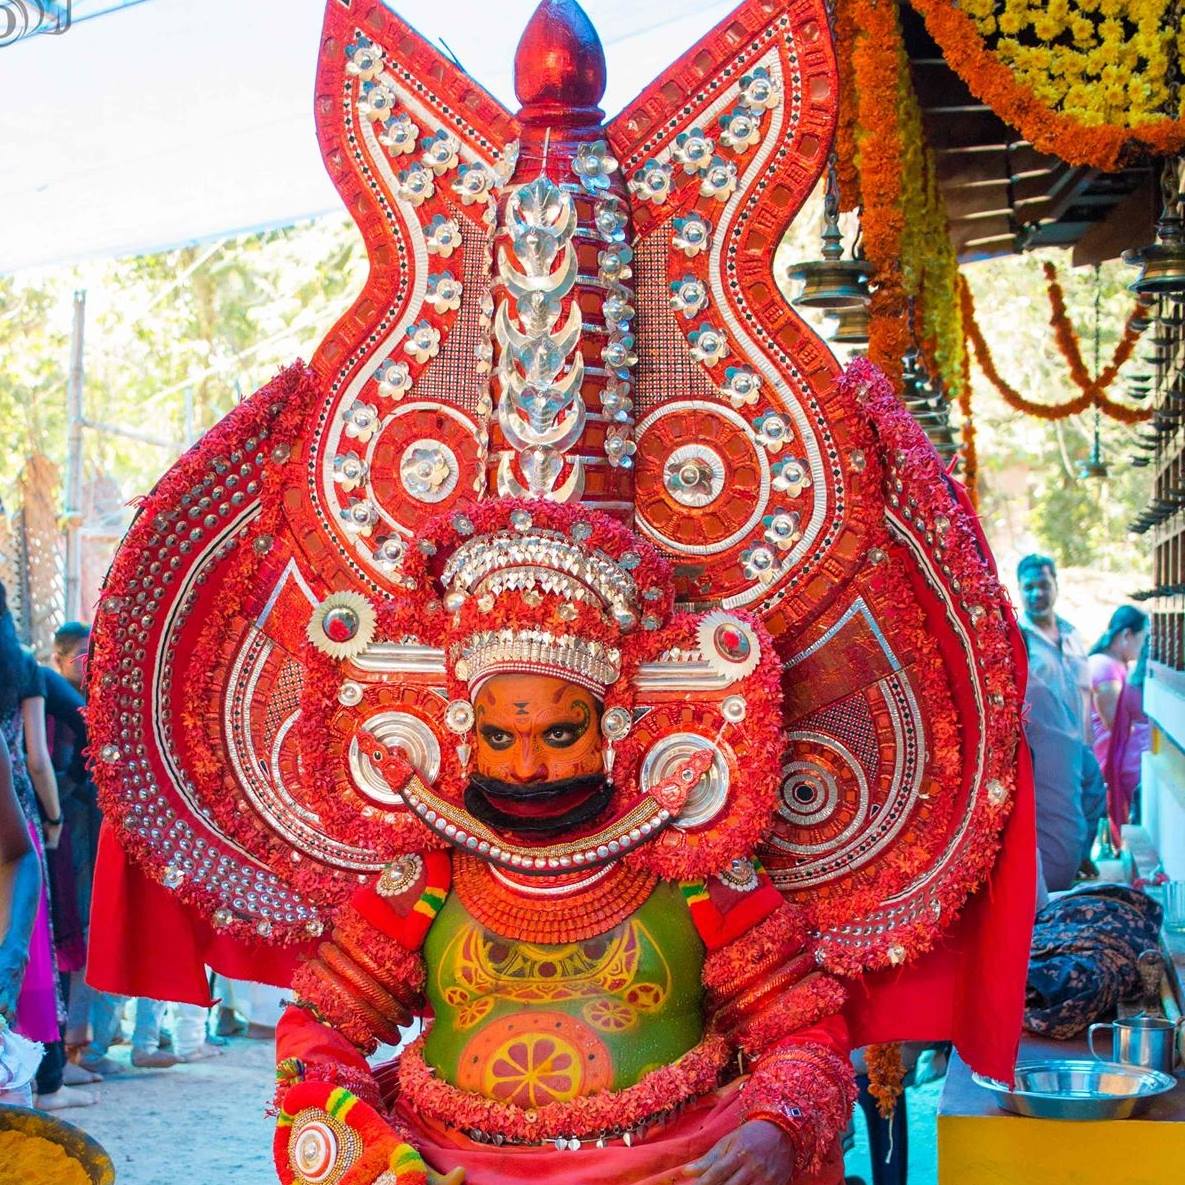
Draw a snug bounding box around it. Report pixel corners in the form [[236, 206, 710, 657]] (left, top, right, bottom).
[[0, 214, 366, 508], [961, 249, 1151, 581]]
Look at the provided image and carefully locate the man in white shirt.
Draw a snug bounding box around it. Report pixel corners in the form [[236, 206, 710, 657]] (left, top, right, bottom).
[[1017, 555, 1105, 892]]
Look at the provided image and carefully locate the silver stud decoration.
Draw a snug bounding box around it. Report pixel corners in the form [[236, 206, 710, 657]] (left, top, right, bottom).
[[307, 590, 378, 660], [379, 111, 419, 155], [697, 611, 761, 681], [772, 457, 811, 497], [338, 681, 364, 707], [571, 139, 618, 194], [720, 366, 761, 408], [601, 706, 632, 741], [673, 213, 712, 257], [400, 439, 459, 503], [670, 275, 709, 318], [445, 699, 475, 734], [721, 694, 747, 723]]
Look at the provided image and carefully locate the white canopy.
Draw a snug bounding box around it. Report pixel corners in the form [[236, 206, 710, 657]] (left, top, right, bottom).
[[0, 0, 735, 273]]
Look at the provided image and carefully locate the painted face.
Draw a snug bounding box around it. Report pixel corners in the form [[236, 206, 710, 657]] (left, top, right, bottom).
[[1020, 567, 1056, 618], [474, 673, 603, 784]]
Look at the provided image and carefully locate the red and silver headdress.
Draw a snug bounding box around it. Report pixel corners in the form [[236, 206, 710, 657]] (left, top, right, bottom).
[[89, 0, 1026, 979]]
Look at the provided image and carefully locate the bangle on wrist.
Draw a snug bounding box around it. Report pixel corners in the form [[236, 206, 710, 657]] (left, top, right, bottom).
[[44, 815, 63, 827]]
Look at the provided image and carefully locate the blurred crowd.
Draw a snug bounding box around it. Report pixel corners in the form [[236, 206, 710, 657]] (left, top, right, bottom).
[[1016, 555, 1150, 901], [0, 581, 285, 1112]]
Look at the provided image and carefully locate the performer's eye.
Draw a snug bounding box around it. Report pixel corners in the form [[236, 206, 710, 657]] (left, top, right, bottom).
[[542, 723, 580, 748], [479, 726, 514, 750]]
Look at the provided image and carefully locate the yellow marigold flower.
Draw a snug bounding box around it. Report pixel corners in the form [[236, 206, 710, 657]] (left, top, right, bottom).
[[1033, 14, 1065, 41], [1070, 15, 1096, 45], [1098, 17, 1123, 45], [998, 10, 1024, 35]]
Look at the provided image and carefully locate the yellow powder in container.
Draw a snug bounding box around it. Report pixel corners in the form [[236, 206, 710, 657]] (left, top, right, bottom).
[[0, 1128, 92, 1185]]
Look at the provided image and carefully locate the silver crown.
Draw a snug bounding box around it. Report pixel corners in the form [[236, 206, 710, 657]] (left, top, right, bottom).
[[441, 529, 639, 622], [453, 628, 621, 693]]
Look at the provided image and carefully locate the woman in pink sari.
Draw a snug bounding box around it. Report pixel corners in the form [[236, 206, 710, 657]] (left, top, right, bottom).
[[1088, 606, 1149, 847]]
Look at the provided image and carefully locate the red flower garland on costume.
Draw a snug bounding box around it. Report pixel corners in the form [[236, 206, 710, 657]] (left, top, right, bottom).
[[910, 0, 1185, 173], [87, 361, 339, 944], [960, 273, 1149, 424], [396, 1033, 732, 1144], [796, 357, 1022, 974], [741, 1044, 857, 1177]]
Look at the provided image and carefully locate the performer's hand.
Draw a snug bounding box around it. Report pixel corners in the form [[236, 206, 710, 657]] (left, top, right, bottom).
[[427, 1168, 465, 1185], [682, 1119, 795, 1184]]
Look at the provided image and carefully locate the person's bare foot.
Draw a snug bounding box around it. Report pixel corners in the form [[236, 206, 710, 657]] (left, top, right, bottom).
[[62, 1061, 103, 1085], [181, 1041, 225, 1063], [246, 1022, 276, 1041], [78, 1055, 125, 1077], [216, 1009, 246, 1037], [131, 1049, 181, 1069], [35, 1086, 98, 1110]]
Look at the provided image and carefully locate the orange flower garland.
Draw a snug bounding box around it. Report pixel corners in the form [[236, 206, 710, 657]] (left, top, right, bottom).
[[865, 1042, 907, 1119], [910, 0, 1185, 172], [959, 273, 1150, 424], [958, 334, 979, 509], [1042, 261, 1141, 396], [848, 0, 911, 387], [833, 0, 861, 211]]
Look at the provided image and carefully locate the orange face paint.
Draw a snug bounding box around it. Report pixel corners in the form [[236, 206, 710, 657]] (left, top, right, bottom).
[[473, 674, 603, 786]]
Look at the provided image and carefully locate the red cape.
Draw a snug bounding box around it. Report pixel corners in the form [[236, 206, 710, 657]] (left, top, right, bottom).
[[86, 822, 313, 1004]]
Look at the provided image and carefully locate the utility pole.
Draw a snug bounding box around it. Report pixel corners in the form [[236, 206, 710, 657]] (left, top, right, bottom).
[[63, 289, 86, 623]]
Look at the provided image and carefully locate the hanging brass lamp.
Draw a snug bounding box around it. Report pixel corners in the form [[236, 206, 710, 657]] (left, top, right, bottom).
[[1130, 296, 1158, 333], [825, 300, 871, 347], [787, 158, 871, 310], [1124, 160, 1185, 296], [1078, 410, 1109, 481]]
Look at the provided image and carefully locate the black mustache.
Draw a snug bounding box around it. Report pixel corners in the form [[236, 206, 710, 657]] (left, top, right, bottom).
[[463, 773, 613, 835]]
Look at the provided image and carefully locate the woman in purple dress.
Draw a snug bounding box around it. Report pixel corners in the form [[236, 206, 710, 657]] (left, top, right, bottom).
[[0, 583, 94, 1108], [1088, 606, 1149, 848]]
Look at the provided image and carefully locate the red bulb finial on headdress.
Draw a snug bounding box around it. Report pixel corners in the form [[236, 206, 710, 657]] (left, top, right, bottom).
[[514, 0, 606, 127]]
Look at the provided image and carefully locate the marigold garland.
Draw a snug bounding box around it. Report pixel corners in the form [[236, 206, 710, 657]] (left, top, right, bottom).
[[840, 0, 968, 410], [911, 0, 1185, 171], [959, 272, 1150, 424], [865, 1042, 907, 1119], [847, 0, 910, 387], [958, 331, 980, 508]]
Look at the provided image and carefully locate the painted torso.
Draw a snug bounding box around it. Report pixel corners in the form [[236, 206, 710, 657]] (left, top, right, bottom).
[[422, 882, 705, 1105]]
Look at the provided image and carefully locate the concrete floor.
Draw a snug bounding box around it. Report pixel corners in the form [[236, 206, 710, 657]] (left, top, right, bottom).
[[64, 1038, 944, 1185]]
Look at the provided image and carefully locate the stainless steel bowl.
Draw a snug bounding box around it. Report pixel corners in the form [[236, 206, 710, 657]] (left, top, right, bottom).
[[973, 1059, 1178, 1120]]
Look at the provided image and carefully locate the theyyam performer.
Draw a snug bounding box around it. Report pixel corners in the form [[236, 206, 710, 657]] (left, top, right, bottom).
[[85, 2, 1037, 1183]]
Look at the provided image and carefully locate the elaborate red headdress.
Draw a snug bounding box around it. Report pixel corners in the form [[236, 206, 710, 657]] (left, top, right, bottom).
[[88, 0, 1034, 1080]]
